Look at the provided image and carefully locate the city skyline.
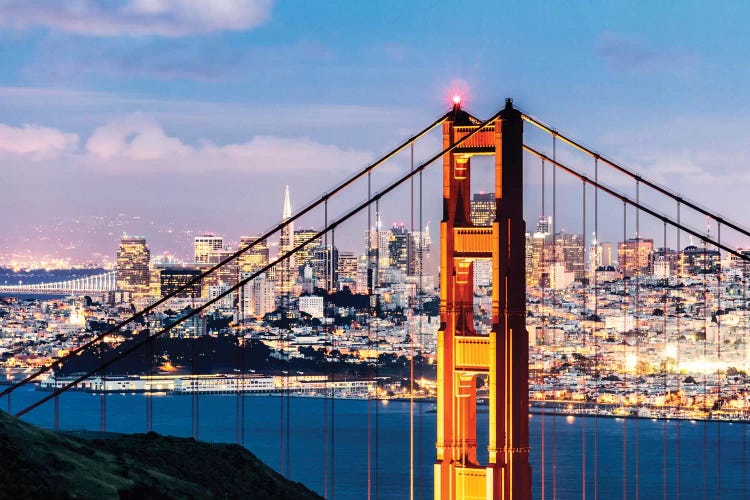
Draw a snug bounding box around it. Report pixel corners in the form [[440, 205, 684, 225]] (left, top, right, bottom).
[[4, 2, 750, 264]]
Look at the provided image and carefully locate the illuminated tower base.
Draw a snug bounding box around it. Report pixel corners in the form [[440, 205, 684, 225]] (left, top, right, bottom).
[[435, 99, 530, 499]]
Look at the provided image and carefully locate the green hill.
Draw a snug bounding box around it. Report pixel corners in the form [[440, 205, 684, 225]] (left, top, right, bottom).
[[0, 410, 322, 499]]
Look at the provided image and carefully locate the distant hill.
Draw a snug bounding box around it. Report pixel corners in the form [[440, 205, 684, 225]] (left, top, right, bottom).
[[0, 410, 322, 499]]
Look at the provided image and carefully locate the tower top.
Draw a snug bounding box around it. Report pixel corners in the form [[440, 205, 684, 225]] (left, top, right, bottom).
[[282, 185, 292, 220]]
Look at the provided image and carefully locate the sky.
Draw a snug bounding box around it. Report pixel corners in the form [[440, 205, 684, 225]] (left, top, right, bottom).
[[2, 0, 750, 264]]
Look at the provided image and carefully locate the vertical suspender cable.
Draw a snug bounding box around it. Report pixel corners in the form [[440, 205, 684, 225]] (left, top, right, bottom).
[[552, 132, 558, 500], [147, 313, 153, 434], [744, 260, 749, 498], [366, 171, 372, 500], [676, 201, 682, 497], [717, 222, 722, 500], [635, 180, 640, 500], [622, 201, 627, 500], [375, 197, 381, 500], [101, 337, 106, 432], [663, 221, 668, 500], [409, 140, 415, 500], [581, 179, 587, 500], [418, 160, 424, 500], [330, 226, 336, 500], [236, 285, 243, 445], [323, 197, 330, 497], [594, 157, 599, 500], [703, 236, 708, 500], [540, 155, 546, 500]]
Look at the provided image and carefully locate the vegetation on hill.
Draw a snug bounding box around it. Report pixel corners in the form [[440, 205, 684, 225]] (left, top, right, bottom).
[[0, 410, 322, 499]]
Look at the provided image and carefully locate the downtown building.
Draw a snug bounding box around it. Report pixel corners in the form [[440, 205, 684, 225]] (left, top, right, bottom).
[[194, 234, 224, 264], [276, 185, 296, 296], [116, 236, 151, 298], [617, 238, 654, 277]]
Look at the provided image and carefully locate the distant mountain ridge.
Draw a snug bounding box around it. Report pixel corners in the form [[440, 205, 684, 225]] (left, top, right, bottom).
[[0, 409, 322, 499]]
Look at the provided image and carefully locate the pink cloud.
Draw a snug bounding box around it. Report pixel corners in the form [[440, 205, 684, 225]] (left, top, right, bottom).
[[0, 124, 78, 158]]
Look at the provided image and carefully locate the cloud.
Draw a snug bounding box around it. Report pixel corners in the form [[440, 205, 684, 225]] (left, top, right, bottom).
[[596, 31, 697, 75], [83, 114, 372, 173], [87, 114, 190, 160], [0, 123, 78, 158], [0, 0, 273, 37], [23, 37, 334, 83]]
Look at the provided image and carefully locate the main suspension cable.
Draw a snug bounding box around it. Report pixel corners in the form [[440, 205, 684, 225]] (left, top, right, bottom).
[[521, 113, 750, 242]]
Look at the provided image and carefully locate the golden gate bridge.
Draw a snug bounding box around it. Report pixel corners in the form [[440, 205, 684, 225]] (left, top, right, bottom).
[[2, 97, 749, 499]]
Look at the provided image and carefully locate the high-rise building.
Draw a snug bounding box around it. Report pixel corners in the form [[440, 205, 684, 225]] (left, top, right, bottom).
[[388, 223, 409, 274], [337, 251, 358, 289], [555, 232, 585, 280], [678, 244, 720, 276], [536, 216, 551, 235], [207, 248, 239, 288], [470, 192, 495, 227], [588, 236, 602, 277], [409, 225, 432, 276], [312, 245, 338, 291], [238, 236, 270, 274], [600, 242, 613, 266], [194, 234, 223, 264], [293, 229, 322, 269], [277, 185, 296, 294], [116, 236, 150, 297], [618, 238, 654, 277], [160, 267, 202, 298], [240, 273, 275, 319]]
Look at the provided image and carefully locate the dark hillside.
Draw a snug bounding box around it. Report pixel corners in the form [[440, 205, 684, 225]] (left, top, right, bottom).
[[0, 410, 321, 499]]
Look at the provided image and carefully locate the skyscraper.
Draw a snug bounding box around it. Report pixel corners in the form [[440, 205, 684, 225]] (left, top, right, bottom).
[[337, 251, 358, 289], [194, 234, 223, 264], [409, 224, 432, 276], [277, 185, 296, 294], [470, 192, 495, 226], [388, 223, 409, 274], [116, 236, 151, 298], [555, 232, 585, 280], [293, 229, 322, 269], [618, 238, 654, 277], [160, 267, 202, 298], [238, 236, 270, 274]]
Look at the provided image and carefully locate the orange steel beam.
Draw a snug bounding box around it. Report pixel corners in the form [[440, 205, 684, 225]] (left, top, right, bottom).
[[435, 99, 530, 499]]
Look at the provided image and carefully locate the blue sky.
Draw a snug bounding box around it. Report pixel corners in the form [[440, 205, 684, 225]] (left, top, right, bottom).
[[2, 0, 750, 262]]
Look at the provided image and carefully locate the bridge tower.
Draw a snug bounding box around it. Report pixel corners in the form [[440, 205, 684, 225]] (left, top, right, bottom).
[[435, 98, 530, 499]]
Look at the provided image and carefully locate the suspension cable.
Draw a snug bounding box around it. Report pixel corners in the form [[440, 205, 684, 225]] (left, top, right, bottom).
[[1, 114, 448, 400], [520, 113, 750, 242], [522, 146, 750, 265]]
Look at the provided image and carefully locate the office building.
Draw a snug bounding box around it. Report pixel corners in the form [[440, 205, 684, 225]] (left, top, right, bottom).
[[116, 236, 150, 298], [194, 234, 223, 264]]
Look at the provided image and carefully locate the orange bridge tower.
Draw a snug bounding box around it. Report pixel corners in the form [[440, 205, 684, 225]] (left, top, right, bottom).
[[435, 98, 530, 499]]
